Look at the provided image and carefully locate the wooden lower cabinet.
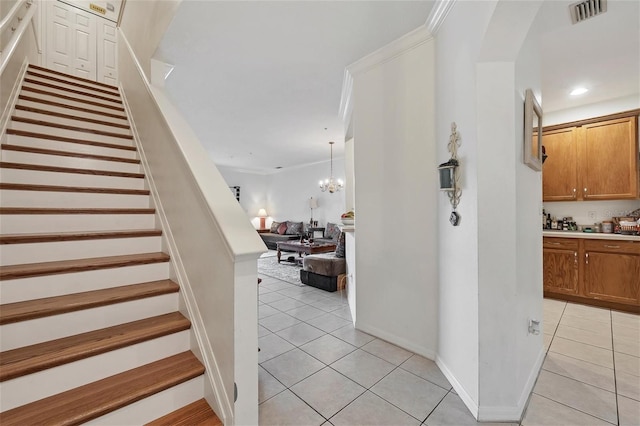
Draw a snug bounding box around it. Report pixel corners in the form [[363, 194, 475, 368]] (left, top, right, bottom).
[[543, 237, 640, 313]]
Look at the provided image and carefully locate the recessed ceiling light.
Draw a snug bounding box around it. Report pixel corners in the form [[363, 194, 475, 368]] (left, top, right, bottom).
[[570, 87, 588, 96]]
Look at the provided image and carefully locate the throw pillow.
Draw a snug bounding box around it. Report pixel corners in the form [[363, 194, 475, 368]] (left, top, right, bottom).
[[277, 222, 288, 235], [285, 221, 303, 235], [325, 222, 341, 241], [335, 232, 346, 258], [270, 221, 281, 233]]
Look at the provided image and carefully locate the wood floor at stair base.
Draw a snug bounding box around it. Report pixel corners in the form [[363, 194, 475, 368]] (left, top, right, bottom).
[[86, 376, 205, 426], [0, 352, 204, 425], [0, 235, 161, 265], [0, 331, 190, 411], [146, 398, 222, 426], [1, 262, 170, 304], [0, 293, 178, 351]]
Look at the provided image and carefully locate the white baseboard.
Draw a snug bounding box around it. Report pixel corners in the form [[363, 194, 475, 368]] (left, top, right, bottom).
[[355, 321, 436, 360], [435, 356, 479, 419]]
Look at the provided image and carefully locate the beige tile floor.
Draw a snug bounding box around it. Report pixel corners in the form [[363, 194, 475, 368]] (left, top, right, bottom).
[[258, 272, 639, 425]]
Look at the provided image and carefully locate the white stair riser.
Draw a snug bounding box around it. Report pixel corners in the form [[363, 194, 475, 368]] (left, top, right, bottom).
[[0, 236, 162, 266], [16, 99, 128, 126], [0, 263, 171, 303], [0, 150, 141, 173], [0, 189, 150, 209], [13, 109, 131, 136], [26, 68, 120, 93], [0, 331, 190, 411], [0, 293, 178, 351], [18, 91, 125, 116], [85, 376, 204, 426], [25, 74, 121, 103], [9, 121, 135, 147], [21, 83, 123, 109], [0, 168, 146, 190], [0, 213, 156, 233], [6, 134, 137, 159]]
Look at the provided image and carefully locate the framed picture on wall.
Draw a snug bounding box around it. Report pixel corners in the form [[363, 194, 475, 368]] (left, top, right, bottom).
[[523, 89, 543, 171]]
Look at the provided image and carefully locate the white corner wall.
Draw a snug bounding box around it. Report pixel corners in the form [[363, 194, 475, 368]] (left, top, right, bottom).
[[436, 0, 545, 420], [351, 36, 438, 358]]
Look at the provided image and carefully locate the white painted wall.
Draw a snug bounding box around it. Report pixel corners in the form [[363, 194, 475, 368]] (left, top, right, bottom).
[[435, 0, 496, 409], [219, 159, 347, 230], [436, 1, 545, 420], [351, 33, 438, 358]]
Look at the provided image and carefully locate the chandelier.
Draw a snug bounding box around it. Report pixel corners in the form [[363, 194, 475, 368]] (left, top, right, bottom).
[[319, 141, 343, 193]]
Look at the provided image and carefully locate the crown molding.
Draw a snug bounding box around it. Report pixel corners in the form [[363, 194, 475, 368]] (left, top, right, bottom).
[[339, 24, 434, 132], [426, 0, 456, 35]]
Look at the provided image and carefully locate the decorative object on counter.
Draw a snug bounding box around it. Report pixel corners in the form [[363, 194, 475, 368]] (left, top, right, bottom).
[[309, 197, 318, 225], [319, 141, 343, 193], [438, 122, 462, 226], [523, 89, 543, 171], [340, 210, 354, 225], [602, 220, 613, 233]]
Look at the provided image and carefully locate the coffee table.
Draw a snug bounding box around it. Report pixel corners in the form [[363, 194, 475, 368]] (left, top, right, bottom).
[[276, 241, 337, 263]]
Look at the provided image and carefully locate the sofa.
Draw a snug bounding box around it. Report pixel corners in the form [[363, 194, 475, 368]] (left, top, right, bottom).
[[259, 221, 304, 250], [308, 222, 342, 245]]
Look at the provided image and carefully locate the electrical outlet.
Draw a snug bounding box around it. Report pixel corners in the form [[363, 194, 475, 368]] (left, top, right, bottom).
[[588, 211, 597, 220]]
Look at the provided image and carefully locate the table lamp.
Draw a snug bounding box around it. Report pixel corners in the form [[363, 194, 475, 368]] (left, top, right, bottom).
[[258, 208, 267, 229]]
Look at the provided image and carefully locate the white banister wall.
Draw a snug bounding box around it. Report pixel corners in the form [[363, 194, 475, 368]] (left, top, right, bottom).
[[0, 0, 39, 137]]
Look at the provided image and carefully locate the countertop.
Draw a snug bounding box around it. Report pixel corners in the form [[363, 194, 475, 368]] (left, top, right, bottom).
[[543, 230, 640, 241]]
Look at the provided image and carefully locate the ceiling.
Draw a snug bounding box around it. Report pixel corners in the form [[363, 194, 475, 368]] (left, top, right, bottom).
[[156, 0, 639, 174]]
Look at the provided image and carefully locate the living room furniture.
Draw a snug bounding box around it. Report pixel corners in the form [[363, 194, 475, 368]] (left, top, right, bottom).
[[300, 252, 347, 292], [258, 221, 304, 249], [276, 241, 337, 263]]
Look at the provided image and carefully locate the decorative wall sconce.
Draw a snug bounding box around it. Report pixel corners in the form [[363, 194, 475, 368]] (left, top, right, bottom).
[[438, 122, 462, 226]]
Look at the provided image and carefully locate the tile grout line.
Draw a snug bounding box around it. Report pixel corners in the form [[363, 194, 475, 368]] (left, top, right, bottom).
[[609, 309, 620, 426]]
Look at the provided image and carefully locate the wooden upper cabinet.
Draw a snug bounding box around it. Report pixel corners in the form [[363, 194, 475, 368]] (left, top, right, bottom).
[[581, 117, 638, 200], [542, 127, 579, 201], [542, 112, 639, 201]]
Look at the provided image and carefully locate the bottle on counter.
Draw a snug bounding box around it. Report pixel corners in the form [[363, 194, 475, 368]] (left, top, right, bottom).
[[594, 223, 601, 233], [546, 213, 551, 230], [551, 217, 557, 230], [542, 209, 546, 230]]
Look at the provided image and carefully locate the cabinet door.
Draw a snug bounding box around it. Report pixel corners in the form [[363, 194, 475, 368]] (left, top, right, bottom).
[[543, 247, 579, 295], [584, 250, 640, 305], [542, 127, 579, 201], [97, 20, 118, 85], [581, 117, 638, 200]]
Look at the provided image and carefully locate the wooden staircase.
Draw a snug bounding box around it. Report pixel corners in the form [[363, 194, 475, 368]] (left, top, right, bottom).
[[0, 65, 221, 425]]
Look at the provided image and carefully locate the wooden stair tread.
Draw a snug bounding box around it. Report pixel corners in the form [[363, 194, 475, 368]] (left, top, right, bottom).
[[0, 311, 188, 381], [146, 399, 222, 426], [7, 128, 136, 150], [0, 229, 161, 244], [11, 116, 133, 139], [0, 161, 144, 178], [0, 252, 170, 281], [15, 105, 130, 129], [26, 70, 121, 97], [0, 351, 204, 426], [23, 78, 123, 105], [19, 94, 128, 120], [28, 64, 119, 90], [1, 144, 140, 164], [0, 182, 150, 195], [0, 279, 179, 325], [21, 86, 125, 112], [0, 207, 155, 214]]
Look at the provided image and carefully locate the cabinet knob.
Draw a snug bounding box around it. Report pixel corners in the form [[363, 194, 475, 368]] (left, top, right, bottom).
[[572, 188, 577, 198], [585, 252, 589, 264], [574, 252, 578, 265], [584, 187, 588, 193]]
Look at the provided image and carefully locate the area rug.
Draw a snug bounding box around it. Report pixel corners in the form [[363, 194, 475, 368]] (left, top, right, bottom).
[[258, 251, 303, 286]]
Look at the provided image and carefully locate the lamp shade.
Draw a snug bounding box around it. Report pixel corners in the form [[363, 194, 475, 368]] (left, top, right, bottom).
[[309, 197, 319, 209], [258, 208, 267, 217]]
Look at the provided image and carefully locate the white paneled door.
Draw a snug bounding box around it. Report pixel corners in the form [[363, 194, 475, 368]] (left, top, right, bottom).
[[46, 1, 97, 80], [97, 20, 118, 85]]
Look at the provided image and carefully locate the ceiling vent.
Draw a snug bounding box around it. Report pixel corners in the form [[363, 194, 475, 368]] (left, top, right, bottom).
[[570, 0, 607, 24]]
